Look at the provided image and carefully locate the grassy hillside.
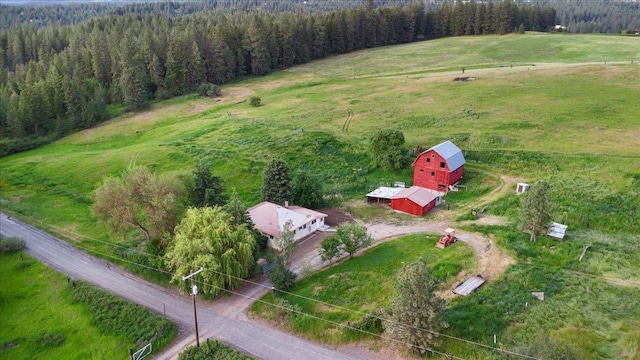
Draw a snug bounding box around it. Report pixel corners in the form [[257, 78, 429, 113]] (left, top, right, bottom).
[[1, 31, 639, 360], [1, 33, 638, 240]]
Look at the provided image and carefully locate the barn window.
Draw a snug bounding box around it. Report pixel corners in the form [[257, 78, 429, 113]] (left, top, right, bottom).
[[431, 171, 435, 176], [420, 169, 424, 173], [426, 158, 430, 163], [440, 162, 445, 168]]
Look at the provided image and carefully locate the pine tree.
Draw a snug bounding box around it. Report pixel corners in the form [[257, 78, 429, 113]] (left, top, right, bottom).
[[165, 36, 186, 96], [292, 172, 323, 209], [384, 259, 448, 354], [261, 159, 292, 205], [225, 188, 249, 226], [244, 18, 271, 76], [118, 36, 148, 111], [188, 162, 228, 208], [518, 180, 553, 242], [186, 41, 205, 91]]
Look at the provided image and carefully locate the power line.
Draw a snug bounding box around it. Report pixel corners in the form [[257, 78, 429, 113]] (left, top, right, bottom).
[[11, 213, 631, 358], [10, 215, 469, 358]]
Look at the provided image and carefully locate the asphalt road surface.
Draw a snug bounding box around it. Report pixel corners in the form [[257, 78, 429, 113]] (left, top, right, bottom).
[[0, 213, 358, 360]]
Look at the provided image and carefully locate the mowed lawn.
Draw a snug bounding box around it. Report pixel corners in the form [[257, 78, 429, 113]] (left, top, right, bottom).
[[0, 252, 130, 359]]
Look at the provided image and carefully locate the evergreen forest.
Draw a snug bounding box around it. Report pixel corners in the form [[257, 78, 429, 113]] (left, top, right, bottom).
[[0, 0, 635, 156]]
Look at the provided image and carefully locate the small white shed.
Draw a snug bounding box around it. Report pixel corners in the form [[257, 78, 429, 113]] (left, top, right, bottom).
[[516, 183, 530, 194]]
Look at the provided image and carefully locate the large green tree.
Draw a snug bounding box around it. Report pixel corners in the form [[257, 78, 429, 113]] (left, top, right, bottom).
[[92, 166, 184, 247], [188, 162, 228, 208], [319, 234, 342, 264], [261, 159, 292, 205], [518, 180, 553, 242], [292, 172, 323, 209], [384, 258, 447, 354], [370, 129, 407, 171], [334, 223, 371, 259], [164, 207, 255, 297]]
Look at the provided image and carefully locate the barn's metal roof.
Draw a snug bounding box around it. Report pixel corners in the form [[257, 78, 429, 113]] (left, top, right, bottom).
[[391, 186, 438, 207], [366, 186, 405, 199], [430, 140, 465, 170], [453, 275, 486, 296]]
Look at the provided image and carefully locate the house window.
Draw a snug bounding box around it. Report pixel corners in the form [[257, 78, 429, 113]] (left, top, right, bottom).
[[303, 224, 307, 229], [440, 162, 445, 168], [431, 171, 435, 176], [426, 158, 430, 163], [312, 219, 316, 224]]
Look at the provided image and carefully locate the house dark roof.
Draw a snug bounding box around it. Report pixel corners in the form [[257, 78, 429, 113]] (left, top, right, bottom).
[[414, 140, 465, 170]]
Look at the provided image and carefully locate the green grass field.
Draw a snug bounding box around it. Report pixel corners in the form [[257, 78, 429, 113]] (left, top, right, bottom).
[[0, 251, 175, 359], [1, 34, 637, 232], [251, 234, 477, 344], [0, 32, 639, 359]]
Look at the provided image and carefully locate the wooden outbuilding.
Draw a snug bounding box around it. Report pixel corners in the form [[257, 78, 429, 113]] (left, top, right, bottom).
[[390, 186, 438, 216], [412, 140, 465, 192]]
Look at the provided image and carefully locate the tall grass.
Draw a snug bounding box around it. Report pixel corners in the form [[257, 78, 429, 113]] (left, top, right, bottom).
[[0, 252, 174, 359]]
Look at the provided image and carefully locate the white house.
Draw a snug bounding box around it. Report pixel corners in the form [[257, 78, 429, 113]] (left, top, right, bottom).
[[247, 201, 327, 250]]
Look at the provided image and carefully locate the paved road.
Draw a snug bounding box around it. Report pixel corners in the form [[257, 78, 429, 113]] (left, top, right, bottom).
[[0, 213, 358, 360]]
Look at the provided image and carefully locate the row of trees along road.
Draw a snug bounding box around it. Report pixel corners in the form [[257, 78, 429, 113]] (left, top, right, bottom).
[[1, 0, 557, 156]]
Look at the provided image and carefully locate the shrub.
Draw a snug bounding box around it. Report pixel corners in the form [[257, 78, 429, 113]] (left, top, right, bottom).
[[178, 339, 254, 360], [196, 84, 221, 98], [36, 332, 65, 348], [352, 311, 383, 332], [0, 236, 25, 253], [268, 257, 296, 291], [249, 96, 261, 107], [155, 88, 172, 100]]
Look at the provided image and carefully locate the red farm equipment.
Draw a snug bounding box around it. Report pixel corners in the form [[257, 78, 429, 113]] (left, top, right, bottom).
[[436, 228, 457, 249]]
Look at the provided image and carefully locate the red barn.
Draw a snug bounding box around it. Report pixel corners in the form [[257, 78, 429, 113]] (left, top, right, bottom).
[[413, 140, 465, 192], [391, 186, 438, 216]]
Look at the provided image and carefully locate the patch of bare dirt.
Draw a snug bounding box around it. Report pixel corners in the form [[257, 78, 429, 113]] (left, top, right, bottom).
[[317, 208, 356, 227], [220, 87, 254, 103]]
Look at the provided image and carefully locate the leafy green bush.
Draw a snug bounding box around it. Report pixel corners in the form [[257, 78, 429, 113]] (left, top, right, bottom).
[[351, 311, 383, 332], [178, 339, 254, 360], [268, 258, 296, 291], [249, 96, 261, 107], [197, 84, 221, 98], [0, 236, 25, 253]]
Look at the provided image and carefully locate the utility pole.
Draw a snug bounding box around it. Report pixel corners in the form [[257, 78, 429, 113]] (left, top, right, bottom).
[[182, 268, 203, 347]]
